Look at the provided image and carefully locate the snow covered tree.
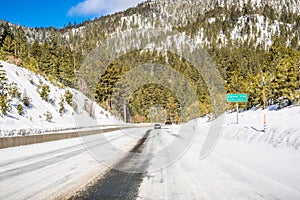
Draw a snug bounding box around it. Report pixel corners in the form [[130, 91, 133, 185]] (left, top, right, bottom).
[[59, 97, 65, 114], [17, 104, 23, 115], [64, 90, 73, 106], [0, 64, 10, 115], [0, 64, 7, 92], [39, 84, 50, 101], [44, 111, 53, 122], [8, 82, 21, 99], [0, 94, 10, 115], [22, 90, 31, 107]]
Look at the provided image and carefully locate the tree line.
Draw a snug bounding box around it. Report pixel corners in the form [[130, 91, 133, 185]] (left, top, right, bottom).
[[0, 0, 300, 122]]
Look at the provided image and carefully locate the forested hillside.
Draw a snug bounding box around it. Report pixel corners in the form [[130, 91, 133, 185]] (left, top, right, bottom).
[[1, 0, 300, 122]]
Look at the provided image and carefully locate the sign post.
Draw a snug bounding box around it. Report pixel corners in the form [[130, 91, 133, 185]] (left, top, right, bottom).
[[236, 102, 239, 124], [262, 77, 267, 132], [227, 94, 248, 124]]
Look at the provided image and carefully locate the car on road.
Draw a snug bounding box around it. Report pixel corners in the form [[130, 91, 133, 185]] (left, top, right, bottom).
[[154, 124, 161, 129], [165, 121, 172, 125]]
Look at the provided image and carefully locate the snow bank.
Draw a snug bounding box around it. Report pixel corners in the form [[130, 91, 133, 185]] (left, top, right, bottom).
[[222, 106, 300, 150], [138, 106, 300, 199], [0, 60, 121, 137]]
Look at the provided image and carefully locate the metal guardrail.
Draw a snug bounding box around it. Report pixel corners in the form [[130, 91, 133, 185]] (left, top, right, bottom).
[[0, 125, 151, 149]]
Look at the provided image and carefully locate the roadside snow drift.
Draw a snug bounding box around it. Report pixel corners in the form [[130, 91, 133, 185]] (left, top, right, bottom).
[[0, 60, 120, 136], [138, 106, 300, 200]]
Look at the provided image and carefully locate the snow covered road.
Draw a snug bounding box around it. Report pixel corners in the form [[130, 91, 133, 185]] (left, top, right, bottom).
[[1, 118, 300, 200], [0, 127, 149, 199], [137, 124, 300, 200], [70, 123, 300, 200]]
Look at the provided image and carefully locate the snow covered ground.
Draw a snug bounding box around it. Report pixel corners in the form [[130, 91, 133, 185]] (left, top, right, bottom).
[[0, 60, 120, 137], [222, 105, 300, 150], [0, 127, 148, 199], [138, 106, 300, 200], [1, 60, 300, 199]]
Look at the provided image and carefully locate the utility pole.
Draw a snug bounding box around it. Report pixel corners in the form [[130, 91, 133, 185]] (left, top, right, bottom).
[[123, 103, 127, 123], [262, 76, 267, 132]]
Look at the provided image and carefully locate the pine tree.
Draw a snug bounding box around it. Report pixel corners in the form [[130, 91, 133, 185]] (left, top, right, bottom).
[[59, 97, 65, 114], [44, 111, 53, 122], [17, 104, 23, 115], [271, 52, 300, 101], [39, 84, 50, 101], [39, 41, 51, 74], [64, 90, 73, 106], [0, 94, 10, 115], [7, 82, 21, 99], [22, 90, 31, 107], [15, 26, 28, 59], [0, 22, 13, 47], [31, 39, 42, 58], [60, 46, 75, 86], [0, 64, 10, 115], [0, 64, 7, 93], [1, 35, 15, 55]]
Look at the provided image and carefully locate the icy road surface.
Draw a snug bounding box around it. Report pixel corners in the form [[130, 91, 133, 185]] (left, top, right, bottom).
[[1, 119, 300, 200], [72, 122, 300, 200], [0, 128, 148, 199], [137, 124, 300, 200]]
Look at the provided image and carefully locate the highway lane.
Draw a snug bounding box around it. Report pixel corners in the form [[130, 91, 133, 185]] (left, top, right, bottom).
[[69, 124, 300, 200], [70, 129, 152, 200], [2, 124, 300, 200], [0, 127, 149, 200]]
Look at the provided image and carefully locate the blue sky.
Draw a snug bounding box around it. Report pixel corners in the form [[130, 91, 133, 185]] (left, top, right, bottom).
[[0, 0, 143, 28]]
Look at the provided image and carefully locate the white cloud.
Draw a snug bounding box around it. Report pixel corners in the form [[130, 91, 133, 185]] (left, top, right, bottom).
[[68, 0, 144, 17]]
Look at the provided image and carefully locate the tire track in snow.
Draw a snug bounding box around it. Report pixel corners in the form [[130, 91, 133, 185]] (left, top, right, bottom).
[[0, 134, 127, 181], [69, 129, 152, 200]]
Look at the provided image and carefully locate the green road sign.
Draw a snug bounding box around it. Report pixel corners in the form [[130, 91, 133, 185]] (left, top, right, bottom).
[[227, 94, 248, 102]]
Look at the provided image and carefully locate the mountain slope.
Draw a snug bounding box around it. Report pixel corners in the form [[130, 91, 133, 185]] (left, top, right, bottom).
[[3, 0, 300, 49], [15, 0, 300, 48], [0, 0, 300, 122], [0, 60, 120, 136]]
